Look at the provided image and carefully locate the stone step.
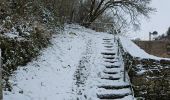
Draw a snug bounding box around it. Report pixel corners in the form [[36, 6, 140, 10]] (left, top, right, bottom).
[[101, 76, 120, 80], [115, 95, 134, 100], [101, 52, 115, 55], [103, 39, 112, 40], [103, 68, 122, 73], [104, 61, 121, 67], [104, 46, 113, 48], [103, 71, 118, 74], [103, 43, 112, 45], [105, 65, 120, 68], [97, 88, 132, 99], [103, 55, 115, 59], [105, 49, 115, 52], [104, 45, 114, 48], [98, 85, 130, 89], [102, 43, 114, 45], [103, 41, 111, 43], [104, 60, 117, 63], [101, 72, 120, 76], [97, 93, 131, 99], [96, 80, 130, 86], [103, 56, 115, 59]]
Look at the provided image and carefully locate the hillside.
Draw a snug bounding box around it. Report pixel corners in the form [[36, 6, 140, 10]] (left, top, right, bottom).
[[4, 25, 170, 100], [3, 25, 133, 100]]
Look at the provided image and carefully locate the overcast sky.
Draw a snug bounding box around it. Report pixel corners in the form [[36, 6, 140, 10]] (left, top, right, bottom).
[[128, 0, 170, 40]]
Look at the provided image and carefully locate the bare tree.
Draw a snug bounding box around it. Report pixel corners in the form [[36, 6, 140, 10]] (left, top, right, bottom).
[[78, 0, 154, 27]]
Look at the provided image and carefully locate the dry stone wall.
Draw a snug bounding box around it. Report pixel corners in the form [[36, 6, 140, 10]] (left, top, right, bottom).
[[118, 39, 170, 100]]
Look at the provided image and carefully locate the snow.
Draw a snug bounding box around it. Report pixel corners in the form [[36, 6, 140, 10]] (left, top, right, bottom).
[[4, 23, 167, 100], [97, 88, 131, 95], [4, 25, 87, 100], [3, 25, 120, 100], [119, 36, 170, 60], [3, 24, 137, 100]]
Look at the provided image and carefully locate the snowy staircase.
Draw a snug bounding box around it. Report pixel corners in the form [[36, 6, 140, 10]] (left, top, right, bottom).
[[96, 38, 134, 100]]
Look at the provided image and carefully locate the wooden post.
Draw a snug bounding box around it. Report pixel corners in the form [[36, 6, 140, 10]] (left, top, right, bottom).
[[0, 49, 2, 100]]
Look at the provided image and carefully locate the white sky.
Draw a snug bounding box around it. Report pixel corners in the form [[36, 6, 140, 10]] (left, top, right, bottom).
[[128, 0, 170, 40]]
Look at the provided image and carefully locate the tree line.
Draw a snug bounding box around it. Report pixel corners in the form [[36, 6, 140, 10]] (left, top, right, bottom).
[[155, 27, 170, 40], [0, 0, 154, 32]]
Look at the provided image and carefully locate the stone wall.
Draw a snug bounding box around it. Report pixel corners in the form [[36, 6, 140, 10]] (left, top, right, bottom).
[[134, 41, 170, 58], [118, 39, 170, 100], [129, 58, 170, 100]]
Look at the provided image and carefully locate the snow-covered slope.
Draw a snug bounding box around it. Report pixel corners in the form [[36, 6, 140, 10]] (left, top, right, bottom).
[[4, 25, 88, 100], [5, 24, 169, 100], [5, 25, 132, 100], [3, 24, 136, 100]]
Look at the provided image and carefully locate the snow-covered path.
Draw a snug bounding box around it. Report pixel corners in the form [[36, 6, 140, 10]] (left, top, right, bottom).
[[4, 25, 133, 100]]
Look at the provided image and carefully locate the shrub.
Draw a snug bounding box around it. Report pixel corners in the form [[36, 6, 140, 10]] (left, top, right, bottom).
[[0, 22, 52, 90]]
